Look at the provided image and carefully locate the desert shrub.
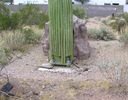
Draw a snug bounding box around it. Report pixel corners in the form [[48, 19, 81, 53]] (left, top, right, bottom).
[[122, 13, 128, 23], [3, 31, 25, 50], [73, 6, 87, 19], [21, 27, 41, 44], [19, 4, 41, 25], [0, 2, 11, 30], [120, 32, 128, 44], [99, 60, 128, 90], [0, 2, 21, 30], [0, 2, 10, 15], [38, 13, 49, 29], [10, 12, 21, 30], [88, 27, 115, 41], [19, 4, 49, 28], [0, 14, 11, 30]]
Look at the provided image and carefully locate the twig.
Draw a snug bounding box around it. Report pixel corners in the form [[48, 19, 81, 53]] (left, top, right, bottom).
[[0, 91, 10, 97]]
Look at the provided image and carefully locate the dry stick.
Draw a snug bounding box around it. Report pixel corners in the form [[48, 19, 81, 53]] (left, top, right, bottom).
[[0, 91, 10, 96]]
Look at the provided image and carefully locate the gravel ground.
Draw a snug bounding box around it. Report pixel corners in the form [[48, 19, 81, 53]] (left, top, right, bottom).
[[2, 40, 128, 100]]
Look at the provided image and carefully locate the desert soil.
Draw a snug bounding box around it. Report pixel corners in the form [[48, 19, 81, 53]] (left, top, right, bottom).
[[1, 39, 128, 100]]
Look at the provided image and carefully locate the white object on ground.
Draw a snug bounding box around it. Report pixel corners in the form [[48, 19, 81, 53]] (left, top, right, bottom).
[[38, 64, 75, 74]]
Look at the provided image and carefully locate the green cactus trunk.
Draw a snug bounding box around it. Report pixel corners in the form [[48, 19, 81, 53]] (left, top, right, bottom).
[[48, 0, 74, 66]]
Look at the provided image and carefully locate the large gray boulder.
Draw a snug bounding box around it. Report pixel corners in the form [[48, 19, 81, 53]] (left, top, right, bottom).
[[42, 16, 90, 60]]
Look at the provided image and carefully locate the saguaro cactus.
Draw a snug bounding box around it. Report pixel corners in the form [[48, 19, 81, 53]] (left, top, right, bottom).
[[48, 0, 73, 65]]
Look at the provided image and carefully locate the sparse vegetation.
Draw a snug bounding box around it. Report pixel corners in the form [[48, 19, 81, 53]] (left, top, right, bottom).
[[1, 2, 128, 100], [73, 6, 87, 19], [103, 15, 127, 34], [0, 26, 42, 65], [88, 27, 115, 41], [99, 60, 128, 93], [0, 3, 46, 65]]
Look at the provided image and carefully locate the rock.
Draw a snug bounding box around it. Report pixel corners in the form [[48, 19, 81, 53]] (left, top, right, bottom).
[[73, 16, 90, 60], [42, 15, 90, 60]]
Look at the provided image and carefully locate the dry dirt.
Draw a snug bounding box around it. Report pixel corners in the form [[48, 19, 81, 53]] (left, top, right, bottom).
[[0, 40, 128, 100]]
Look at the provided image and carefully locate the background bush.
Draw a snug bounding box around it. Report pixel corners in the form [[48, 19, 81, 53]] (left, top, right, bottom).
[[38, 13, 49, 28], [73, 6, 87, 19], [10, 12, 21, 29], [0, 3, 49, 30], [19, 4, 40, 25], [88, 27, 115, 41], [19, 4, 49, 27], [0, 2, 11, 30], [121, 13, 128, 23]]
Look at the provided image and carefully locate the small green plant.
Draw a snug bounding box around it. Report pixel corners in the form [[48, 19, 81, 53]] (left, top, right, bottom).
[[38, 13, 49, 29], [73, 6, 87, 19], [10, 12, 21, 30], [121, 13, 128, 23], [21, 27, 41, 44], [19, 4, 41, 25], [88, 27, 115, 41]]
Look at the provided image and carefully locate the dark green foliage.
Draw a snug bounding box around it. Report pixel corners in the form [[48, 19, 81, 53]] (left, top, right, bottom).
[[88, 27, 115, 41], [22, 28, 38, 44], [121, 13, 128, 23], [19, 4, 41, 25], [18, 4, 49, 27], [73, 6, 87, 19], [38, 13, 49, 29], [0, 14, 11, 30], [0, 3, 49, 30], [0, 2, 11, 30], [10, 13, 21, 29]]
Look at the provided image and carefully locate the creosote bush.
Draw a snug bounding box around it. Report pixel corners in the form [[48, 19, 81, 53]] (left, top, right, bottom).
[[19, 4, 40, 25], [73, 6, 87, 19], [88, 27, 115, 41], [0, 3, 49, 30], [19, 4, 49, 27]]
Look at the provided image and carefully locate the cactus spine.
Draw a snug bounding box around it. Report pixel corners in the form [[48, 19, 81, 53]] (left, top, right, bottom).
[[48, 0, 73, 65]]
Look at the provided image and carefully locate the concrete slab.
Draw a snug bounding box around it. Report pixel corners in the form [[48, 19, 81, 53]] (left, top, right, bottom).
[[38, 67, 75, 74]]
